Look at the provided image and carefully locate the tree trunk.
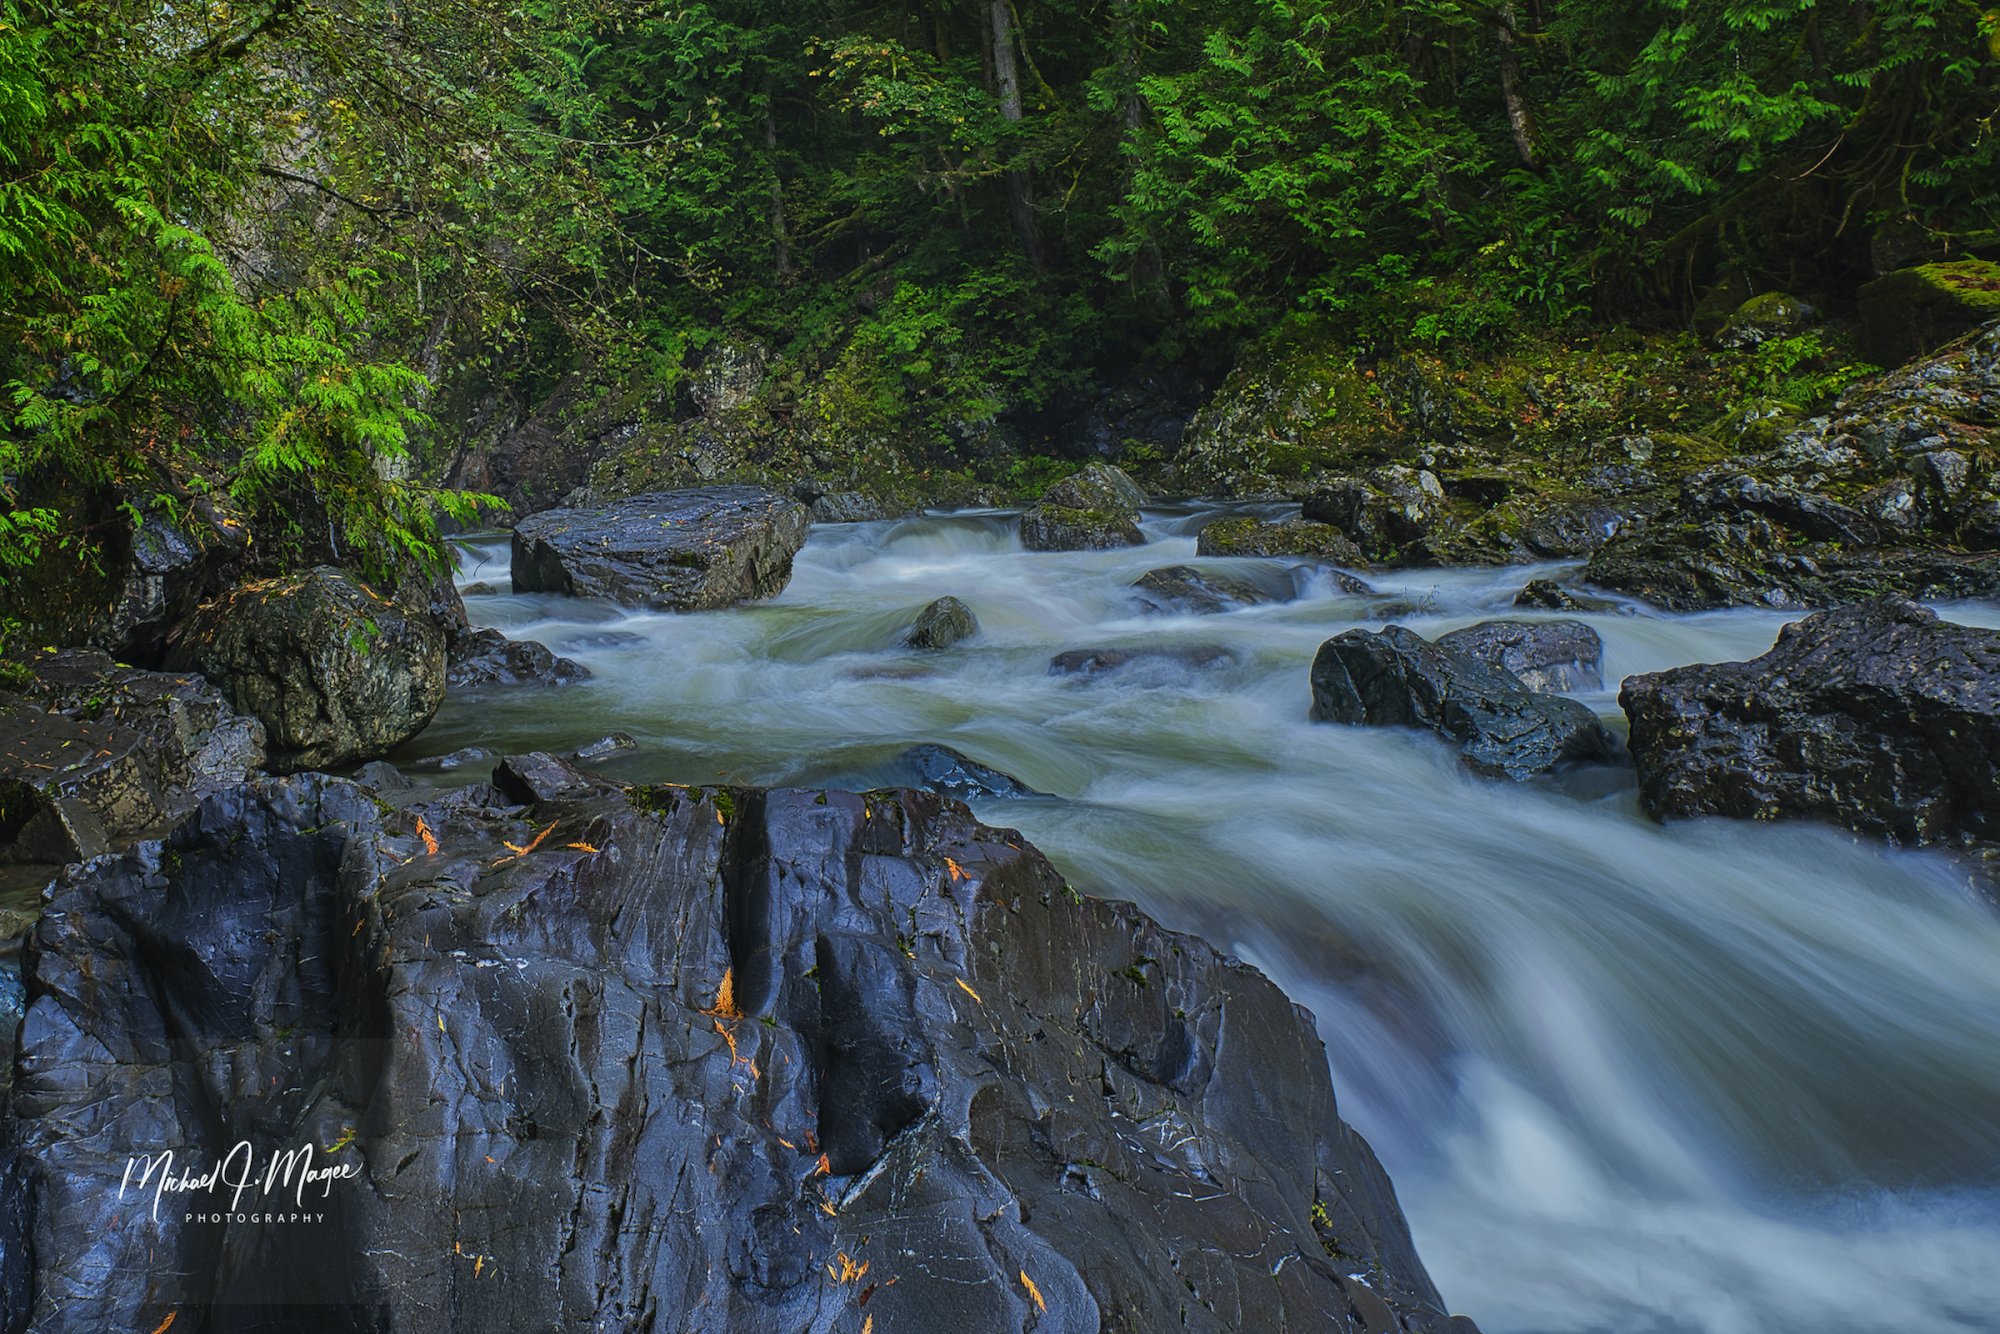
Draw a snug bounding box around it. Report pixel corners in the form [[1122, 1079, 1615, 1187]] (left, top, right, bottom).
[[1497, 4, 1537, 168], [989, 0, 1042, 266], [764, 97, 792, 278]]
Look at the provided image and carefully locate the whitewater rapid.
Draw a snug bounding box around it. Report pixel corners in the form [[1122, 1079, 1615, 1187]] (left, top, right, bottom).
[[424, 508, 2000, 1334]]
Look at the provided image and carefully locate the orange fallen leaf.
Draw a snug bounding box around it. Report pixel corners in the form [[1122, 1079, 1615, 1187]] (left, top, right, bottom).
[[502, 821, 559, 858], [704, 968, 741, 1019], [150, 1315, 177, 1334], [955, 977, 983, 1005], [414, 815, 438, 856], [1020, 1270, 1046, 1313], [943, 857, 966, 882], [813, 1153, 831, 1177], [566, 841, 600, 853]]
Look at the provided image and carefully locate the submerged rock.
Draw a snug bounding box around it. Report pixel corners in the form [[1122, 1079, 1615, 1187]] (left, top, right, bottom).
[[1129, 565, 1280, 615], [0, 651, 265, 863], [892, 743, 1043, 799], [1048, 644, 1237, 679], [511, 486, 811, 610], [165, 566, 446, 772], [1, 771, 1474, 1333], [1436, 620, 1604, 693], [1621, 598, 2000, 846], [904, 596, 978, 651], [1514, 579, 1619, 613], [572, 732, 638, 763], [446, 628, 591, 689], [1311, 627, 1615, 780]]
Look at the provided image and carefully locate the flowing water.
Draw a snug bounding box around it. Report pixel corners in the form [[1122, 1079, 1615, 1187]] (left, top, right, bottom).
[[421, 508, 2000, 1334]]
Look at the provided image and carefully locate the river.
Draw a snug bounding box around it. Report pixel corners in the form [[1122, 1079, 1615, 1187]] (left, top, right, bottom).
[[418, 507, 2000, 1334]]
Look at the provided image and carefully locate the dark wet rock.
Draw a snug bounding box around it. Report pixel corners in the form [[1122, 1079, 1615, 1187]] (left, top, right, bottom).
[[905, 596, 978, 651], [1303, 466, 1450, 566], [458, 581, 499, 597], [0, 770, 1474, 1333], [408, 746, 495, 774], [1018, 503, 1144, 552], [893, 743, 1044, 799], [808, 491, 892, 523], [1040, 461, 1146, 513], [559, 629, 650, 653], [446, 628, 591, 689], [1518, 500, 1634, 558], [0, 651, 265, 863], [1048, 644, 1238, 679], [1196, 517, 1371, 570], [1514, 579, 1620, 613], [492, 750, 601, 805], [1712, 291, 1818, 351], [1311, 627, 1615, 780], [351, 760, 412, 791], [572, 732, 638, 763], [1621, 598, 2000, 847], [511, 486, 811, 611], [1130, 565, 1281, 615], [1436, 620, 1604, 693], [164, 567, 445, 772]]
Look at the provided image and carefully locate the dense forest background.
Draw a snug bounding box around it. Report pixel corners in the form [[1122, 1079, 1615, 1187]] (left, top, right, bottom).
[[2, 0, 1998, 591]]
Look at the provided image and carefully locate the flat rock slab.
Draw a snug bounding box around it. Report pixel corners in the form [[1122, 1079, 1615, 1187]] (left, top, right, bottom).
[[1621, 597, 2000, 845], [1, 770, 1476, 1334], [1312, 627, 1614, 780], [511, 486, 810, 611]]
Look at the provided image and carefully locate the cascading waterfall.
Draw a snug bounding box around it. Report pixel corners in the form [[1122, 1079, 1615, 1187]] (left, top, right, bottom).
[[427, 510, 2000, 1334]]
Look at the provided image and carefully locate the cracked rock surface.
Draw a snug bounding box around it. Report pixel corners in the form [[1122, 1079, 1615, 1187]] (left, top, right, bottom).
[[0, 760, 1475, 1333]]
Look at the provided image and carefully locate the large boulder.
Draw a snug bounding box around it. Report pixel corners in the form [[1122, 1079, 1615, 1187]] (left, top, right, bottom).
[[164, 567, 446, 772], [1621, 598, 1999, 847], [1303, 466, 1450, 566], [0, 652, 265, 863], [511, 486, 811, 610], [1859, 260, 2000, 366], [1039, 461, 1146, 513], [1, 770, 1476, 1334], [1436, 620, 1604, 693], [1019, 463, 1147, 552], [1311, 627, 1615, 780]]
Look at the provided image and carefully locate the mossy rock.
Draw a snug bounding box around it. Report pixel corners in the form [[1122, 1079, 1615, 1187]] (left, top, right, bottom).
[[1713, 292, 1818, 350], [1018, 504, 1144, 552], [1195, 518, 1369, 567], [1859, 260, 2000, 368]]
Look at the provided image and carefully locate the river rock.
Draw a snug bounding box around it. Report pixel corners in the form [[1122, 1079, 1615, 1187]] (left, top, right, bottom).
[[1130, 565, 1280, 615], [446, 628, 591, 689], [0, 771, 1475, 1333], [0, 651, 265, 863], [1019, 464, 1146, 552], [904, 596, 978, 651], [1048, 645, 1238, 678], [1621, 598, 1999, 846], [893, 743, 1043, 799], [164, 566, 446, 773], [572, 732, 638, 763], [1195, 516, 1372, 571], [1018, 503, 1144, 552], [1040, 461, 1146, 513], [1303, 466, 1450, 566], [511, 486, 811, 610], [1514, 579, 1619, 612], [1436, 620, 1604, 693], [1311, 627, 1615, 780]]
